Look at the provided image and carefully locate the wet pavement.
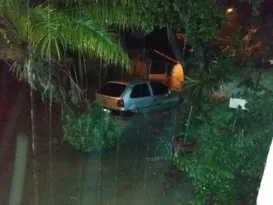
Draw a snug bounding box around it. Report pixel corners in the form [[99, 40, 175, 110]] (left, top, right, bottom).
[[0, 69, 192, 205]]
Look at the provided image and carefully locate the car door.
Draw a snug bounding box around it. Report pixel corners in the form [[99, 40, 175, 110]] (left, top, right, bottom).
[[129, 83, 154, 111], [150, 81, 173, 107]]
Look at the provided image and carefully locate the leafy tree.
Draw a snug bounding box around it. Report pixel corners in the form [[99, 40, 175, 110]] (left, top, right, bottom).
[[177, 86, 272, 204], [134, 0, 225, 63], [182, 49, 235, 103], [132, 0, 263, 70], [0, 0, 145, 106], [154, 73, 272, 204], [152, 47, 272, 204]]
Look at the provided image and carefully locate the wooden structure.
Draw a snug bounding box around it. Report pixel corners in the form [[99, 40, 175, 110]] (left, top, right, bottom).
[[148, 50, 184, 91]]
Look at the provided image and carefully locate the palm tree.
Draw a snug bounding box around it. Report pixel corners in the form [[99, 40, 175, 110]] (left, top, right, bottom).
[[0, 0, 146, 105]]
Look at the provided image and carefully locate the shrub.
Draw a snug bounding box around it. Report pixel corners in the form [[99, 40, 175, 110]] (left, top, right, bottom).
[[63, 103, 123, 152], [172, 87, 273, 205]]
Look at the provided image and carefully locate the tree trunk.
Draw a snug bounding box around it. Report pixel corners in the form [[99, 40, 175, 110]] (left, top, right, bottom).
[[26, 47, 36, 89], [166, 27, 194, 73], [166, 28, 183, 63], [0, 42, 24, 62], [195, 43, 210, 72]]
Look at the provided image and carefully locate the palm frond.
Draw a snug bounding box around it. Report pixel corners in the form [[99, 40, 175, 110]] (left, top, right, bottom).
[[0, 0, 133, 105], [70, 3, 146, 31], [52, 0, 136, 8], [68, 18, 130, 68], [20, 6, 130, 68], [26, 6, 69, 59], [0, 0, 21, 19], [0, 0, 8, 15]]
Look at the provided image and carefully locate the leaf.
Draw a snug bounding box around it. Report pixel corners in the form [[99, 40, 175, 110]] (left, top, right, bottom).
[[64, 103, 124, 153]]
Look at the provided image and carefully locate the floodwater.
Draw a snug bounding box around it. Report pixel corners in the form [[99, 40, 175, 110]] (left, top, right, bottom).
[[0, 70, 193, 205]]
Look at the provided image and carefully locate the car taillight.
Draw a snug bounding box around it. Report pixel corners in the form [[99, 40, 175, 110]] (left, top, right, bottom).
[[117, 99, 124, 107]]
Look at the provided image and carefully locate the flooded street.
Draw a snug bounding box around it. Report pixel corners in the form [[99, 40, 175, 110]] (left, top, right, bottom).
[[0, 72, 193, 205]]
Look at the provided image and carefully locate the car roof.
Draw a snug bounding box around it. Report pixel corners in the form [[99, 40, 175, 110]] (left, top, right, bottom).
[[107, 79, 163, 86], [107, 80, 129, 85], [107, 79, 149, 86]]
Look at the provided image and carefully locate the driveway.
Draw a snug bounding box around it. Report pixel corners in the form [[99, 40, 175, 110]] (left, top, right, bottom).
[[0, 73, 192, 205]]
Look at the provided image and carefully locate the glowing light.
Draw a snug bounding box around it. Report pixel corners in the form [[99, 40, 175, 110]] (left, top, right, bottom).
[[226, 8, 233, 14]]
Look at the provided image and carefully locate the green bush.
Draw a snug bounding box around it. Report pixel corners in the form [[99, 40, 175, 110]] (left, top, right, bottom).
[[63, 103, 124, 152], [172, 87, 273, 205]]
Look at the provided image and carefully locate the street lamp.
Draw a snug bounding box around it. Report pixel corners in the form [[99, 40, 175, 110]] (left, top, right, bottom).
[[226, 7, 234, 15], [227, 8, 233, 13]]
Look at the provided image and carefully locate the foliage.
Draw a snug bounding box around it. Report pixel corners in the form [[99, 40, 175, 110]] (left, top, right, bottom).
[[134, 0, 225, 42], [135, 0, 263, 42], [58, 0, 149, 32], [7, 53, 85, 111], [63, 103, 124, 153], [0, 0, 264, 97], [182, 50, 235, 104], [228, 25, 262, 66], [151, 43, 272, 204], [0, 0, 145, 105], [166, 85, 272, 205], [131, 0, 263, 68], [41, 86, 84, 114], [0, 0, 132, 68]]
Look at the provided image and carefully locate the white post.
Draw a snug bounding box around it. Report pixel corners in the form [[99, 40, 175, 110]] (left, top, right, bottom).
[[9, 134, 28, 205], [257, 137, 273, 205]]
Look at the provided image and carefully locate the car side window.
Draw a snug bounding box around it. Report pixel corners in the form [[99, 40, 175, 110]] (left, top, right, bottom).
[[150, 82, 169, 95], [130, 83, 151, 98]]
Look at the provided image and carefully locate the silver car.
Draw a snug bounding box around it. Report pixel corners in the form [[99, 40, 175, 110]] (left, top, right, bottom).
[[95, 79, 181, 113]]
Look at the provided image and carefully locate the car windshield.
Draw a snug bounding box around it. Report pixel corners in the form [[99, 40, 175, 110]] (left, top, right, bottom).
[[97, 82, 127, 97]]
